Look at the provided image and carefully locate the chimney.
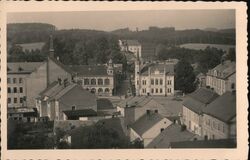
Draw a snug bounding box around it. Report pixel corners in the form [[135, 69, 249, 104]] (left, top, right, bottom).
[[49, 35, 54, 58]]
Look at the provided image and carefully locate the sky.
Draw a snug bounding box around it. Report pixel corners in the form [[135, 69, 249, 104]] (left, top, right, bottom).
[[7, 10, 235, 31]]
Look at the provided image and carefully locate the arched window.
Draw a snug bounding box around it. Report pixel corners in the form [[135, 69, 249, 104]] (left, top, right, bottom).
[[105, 88, 110, 93], [84, 79, 89, 85], [91, 88, 96, 93], [98, 88, 103, 93], [91, 79, 96, 85], [98, 79, 103, 85], [104, 78, 110, 85]]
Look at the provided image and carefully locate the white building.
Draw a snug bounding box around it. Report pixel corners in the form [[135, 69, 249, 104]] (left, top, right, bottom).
[[119, 40, 142, 58], [135, 58, 174, 96]]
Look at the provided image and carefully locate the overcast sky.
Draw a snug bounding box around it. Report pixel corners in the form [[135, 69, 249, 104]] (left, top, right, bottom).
[[7, 10, 235, 31]]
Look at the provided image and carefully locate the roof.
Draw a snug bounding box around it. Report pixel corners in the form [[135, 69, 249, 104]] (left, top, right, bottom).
[[204, 92, 236, 122], [63, 109, 97, 117], [147, 124, 198, 148], [140, 63, 174, 76], [131, 113, 165, 136], [170, 139, 236, 148], [16, 42, 45, 51], [124, 40, 141, 46], [183, 88, 219, 114], [97, 98, 115, 110], [207, 60, 236, 79], [7, 62, 44, 74], [68, 65, 109, 76], [49, 56, 73, 74], [8, 107, 38, 117], [117, 96, 154, 108]]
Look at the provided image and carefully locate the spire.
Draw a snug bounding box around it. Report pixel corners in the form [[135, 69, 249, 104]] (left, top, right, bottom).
[[49, 35, 54, 57]]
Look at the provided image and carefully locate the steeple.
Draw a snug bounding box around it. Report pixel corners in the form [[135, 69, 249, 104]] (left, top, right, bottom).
[[49, 35, 54, 58], [107, 58, 114, 75]]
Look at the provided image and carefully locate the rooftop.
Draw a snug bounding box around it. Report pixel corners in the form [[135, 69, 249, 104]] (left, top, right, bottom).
[[7, 62, 44, 74], [68, 65, 109, 76], [117, 96, 154, 108], [140, 63, 174, 76], [131, 113, 167, 136], [147, 124, 198, 148], [204, 91, 236, 122], [97, 98, 115, 110], [207, 60, 236, 79], [63, 109, 97, 118]]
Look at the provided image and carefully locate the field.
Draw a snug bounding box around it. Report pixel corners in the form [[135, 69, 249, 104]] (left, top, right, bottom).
[[179, 43, 235, 52]]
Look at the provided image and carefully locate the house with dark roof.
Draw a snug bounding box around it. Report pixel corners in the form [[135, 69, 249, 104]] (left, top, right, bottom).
[[206, 60, 236, 95], [7, 36, 72, 108], [202, 91, 236, 140], [147, 124, 201, 148], [36, 81, 97, 121], [116, 96, 171, 126], [182, 88, 219, 136], [129, 112, 172, 147], [69, 59, 115, 96], [7, 107, 38, 122], [119, 40, 142, 58], [97, 98, 117, 116], [135, 58, 175, 96]]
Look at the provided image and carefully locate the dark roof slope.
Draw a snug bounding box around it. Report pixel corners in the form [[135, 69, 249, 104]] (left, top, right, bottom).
[[131, 113, 165, 136], [7, 62, 44, 74], [97, 98, 114, 110], [183, 88, 219, 114], [204, 92, 236, 122], [207, 60, 236, 79], [68, 65, 108, 76], [147, 124, 198, 148], [63, 109, 97, 117]]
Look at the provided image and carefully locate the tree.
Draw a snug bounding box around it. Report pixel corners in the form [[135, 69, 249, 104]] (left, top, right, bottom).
[[175, 59, 197, 93], [226, 48, 236, 62]]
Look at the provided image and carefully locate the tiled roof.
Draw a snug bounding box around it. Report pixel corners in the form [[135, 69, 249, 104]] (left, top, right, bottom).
[[117, 96, 153, 108], [183, 88, 219, 114], [97, 98, 115, 110], [140, 63, 174, 76], [207, 60, 236, 79], [7, 62, 45, 74], [170, 139, 236, 148], [131, 113, 165, 136], [147, 124, 198, 148], [68, 65, 109, 76], [204, 92, 236, 122]]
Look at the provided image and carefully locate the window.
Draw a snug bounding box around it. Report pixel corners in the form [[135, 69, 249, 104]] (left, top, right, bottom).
[[151, 88, 154, 93], [7, 78, 11, 84], [8, 87, 11, 93], [14, 98, 17, 103], [213, 121, 216, 129], [218, 123, 221, 131], [155, 110, 158, 113], [155, 79, 158, 85], [160, 79, 163, 85], [151, 79, 154, 85], [168, 88, 172, 93], [19, 78, 23, 83], [13, 78, 16, 84], [20, 98, 23, 104], [98, 88, 103, 93], [222, 125, 225, 133], [168, 80, 172, 85], [146, 110, 150, 114], [156, 88, 158, 93], [104, 79, 110, 85], [160, 88, 163, 93], [19, 87, 23, 93], [84, 79, 89, 85], [13, 87, 17, 93], [98, 79, 103, 85], [8, 98, 11, 103], [105, 88, 110, 93], [160, 128, 164, 132], [91, 79, 96, 85], [72, 106, 76, 111], [231, 83, 235, 90]]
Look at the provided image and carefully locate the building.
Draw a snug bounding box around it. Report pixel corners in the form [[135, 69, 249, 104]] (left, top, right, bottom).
[[182, 88, 219, 136], [36, 81, 97, 121], [97, 98, 117, 117], [69, 59, 115, 96], [7, 36, 72, 108], [147, 124, 200, 148], [7, 107, 38, 122], [197, 73, 206, 88], [135, 58, 175, 96], [206, 60, 236, 95], [119, 40, 142, 58], [16, 42, 46, 52], [202, 92, 236, 140], [116, 96, 171, 126], [129, 112, 172, 147]]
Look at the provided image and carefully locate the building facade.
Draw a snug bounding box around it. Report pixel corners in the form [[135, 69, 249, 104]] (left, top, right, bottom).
[[206, 60, 236, 95], [135, 58, 174, 96], [119, 40, 142, 58], [69, 59, 115, 96]]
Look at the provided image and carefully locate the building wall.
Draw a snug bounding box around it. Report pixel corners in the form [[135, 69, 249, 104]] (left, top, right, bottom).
[[142, 118, 172, 147], [74, 76, 114, 96], [203, 114, 231, 140], [182, 106, 202, 136], [7, 74, 28, 108], [130, 128, 142, 142], [128, 45, 142, 58]]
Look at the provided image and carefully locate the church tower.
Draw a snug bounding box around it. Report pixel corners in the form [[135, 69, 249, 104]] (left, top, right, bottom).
[[135, 52, 141, 95]]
